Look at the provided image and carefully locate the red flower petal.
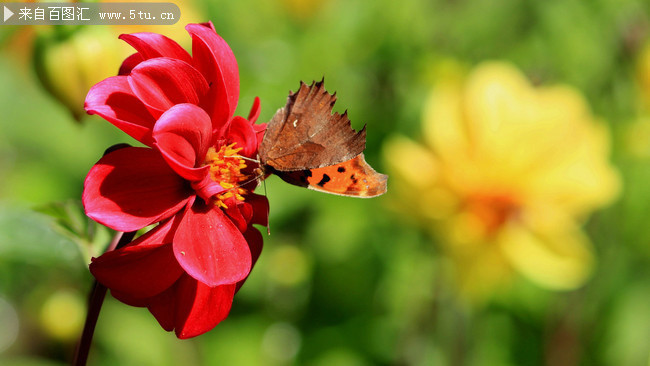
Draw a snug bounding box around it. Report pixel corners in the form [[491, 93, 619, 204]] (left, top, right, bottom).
[[254, 122, 267, 150], [110, 289, 150, 307], [119, 32, 192, 65], [153, 104, 212, 181], [90, 243, 182, 299], [248, 97, 261, 123], [112, 272, 237, 337], [128, 58, 209, 113], [186, 24, 239, 120], [236, 226, 264, 293], [83, 147, 191, 232], [200, 83, 231, 137], [173, 202, 252, 287], [137, 285, 177, 331], [173, 275, 236, 339], [223, 199, 250, 233], [245, 226, 264, 269], [85, 76, 157, 146], [227, 116, 258, 157], [247, 194, 270, 227], [199, 21, 217, 32], [90, 219, 183, 298], [118, 53, 145, 75], [190, 174, 228, 202]]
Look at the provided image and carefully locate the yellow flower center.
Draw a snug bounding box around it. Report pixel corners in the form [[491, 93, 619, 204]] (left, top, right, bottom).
[[204, 143, 249, 209]]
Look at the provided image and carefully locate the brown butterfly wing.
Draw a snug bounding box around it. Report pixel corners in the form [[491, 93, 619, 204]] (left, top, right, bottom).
[[259, 80, 367, 171], [271, 154, 388, 198]]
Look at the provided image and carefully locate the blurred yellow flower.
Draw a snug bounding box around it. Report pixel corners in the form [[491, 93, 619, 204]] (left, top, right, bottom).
[[385, 61, 620, 298], [34, 26, 127, 121], [107, 0, 203, 44], [30, 0, 202, 120], [40, 289, 85, 341], [281, 0, 325, 22]]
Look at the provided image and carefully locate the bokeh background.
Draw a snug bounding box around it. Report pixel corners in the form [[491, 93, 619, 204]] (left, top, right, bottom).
[[1, 0, 650, 365]]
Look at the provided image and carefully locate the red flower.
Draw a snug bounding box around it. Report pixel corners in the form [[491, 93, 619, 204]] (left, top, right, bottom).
[[82, 22, 269, 338]]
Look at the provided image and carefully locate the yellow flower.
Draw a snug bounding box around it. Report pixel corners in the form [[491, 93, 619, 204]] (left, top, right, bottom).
[[107, 0, 203, 45], [280, 0, 325, 22], [385, 61, 620, 298], [34, 26, 127, 121], [30, 0, 202, 120]]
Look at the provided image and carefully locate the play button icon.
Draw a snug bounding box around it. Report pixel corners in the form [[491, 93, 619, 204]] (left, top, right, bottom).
[[3, 6, 14, 22]]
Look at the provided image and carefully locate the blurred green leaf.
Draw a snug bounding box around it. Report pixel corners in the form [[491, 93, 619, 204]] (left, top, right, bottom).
[[34, 200, 111, 260], [0, 204, 83, 268]]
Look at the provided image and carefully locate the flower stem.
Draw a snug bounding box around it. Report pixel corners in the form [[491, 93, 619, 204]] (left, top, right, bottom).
[[73, 230, 136, 366]]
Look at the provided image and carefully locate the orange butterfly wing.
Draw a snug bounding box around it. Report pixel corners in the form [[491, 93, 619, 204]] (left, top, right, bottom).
[[272, 154, 387, 198]]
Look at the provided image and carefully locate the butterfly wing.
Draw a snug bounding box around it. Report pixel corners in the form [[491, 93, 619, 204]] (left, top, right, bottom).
[[271, 154, 387, 197], [259, 80, 367, 171]]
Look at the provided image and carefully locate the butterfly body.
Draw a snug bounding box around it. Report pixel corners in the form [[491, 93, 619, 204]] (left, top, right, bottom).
[[259, 80, 387, 198]]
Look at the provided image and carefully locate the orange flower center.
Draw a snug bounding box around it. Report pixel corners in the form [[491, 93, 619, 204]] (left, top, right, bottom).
[[464, 193, 519, 236], [204, 143, 249, 209]]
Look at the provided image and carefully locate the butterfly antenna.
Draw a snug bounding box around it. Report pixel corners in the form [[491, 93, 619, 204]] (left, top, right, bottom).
[[236, 172, 264, 188], [230, 155, 260, 164], [264, 179, 270, 235]]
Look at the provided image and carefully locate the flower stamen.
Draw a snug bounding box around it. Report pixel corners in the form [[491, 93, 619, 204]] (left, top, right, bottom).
[[204, 143, 250, 208]]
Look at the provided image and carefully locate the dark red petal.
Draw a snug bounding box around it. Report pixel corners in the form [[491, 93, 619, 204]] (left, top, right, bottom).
[[186, 23, 239, 119], [254, 122, 267, 150], [248, 97, 261, 124], [235, 226, 264, 293], [173, 275, 236, 339], [128, 58, 209, 113], [118, 53, 145, 75], [153, 104, 212, 181], [145, 285, 177, 332], [223, 199, 249, 233], [227, 116, 258, 157], [89, 242, 183, 299], [110, 289, 149, 307], [125, 215, 178, 248], [200, 83, 231, 137], [119, 32, 192, 64], [85, 76, 157, 146], [245, 226, 264, 268], [90, 219, 181, 298], [238, 201, 253, 223], [247, 194, 269, 227], [83, 147, 191, 232], [173, 202, 252, 287]]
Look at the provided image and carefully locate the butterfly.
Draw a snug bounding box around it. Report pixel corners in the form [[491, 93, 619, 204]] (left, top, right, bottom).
[[258, 80, 387, 197]]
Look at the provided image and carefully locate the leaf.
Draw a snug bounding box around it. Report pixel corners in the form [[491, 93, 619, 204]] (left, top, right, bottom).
[[31, 200, 112, 260]]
